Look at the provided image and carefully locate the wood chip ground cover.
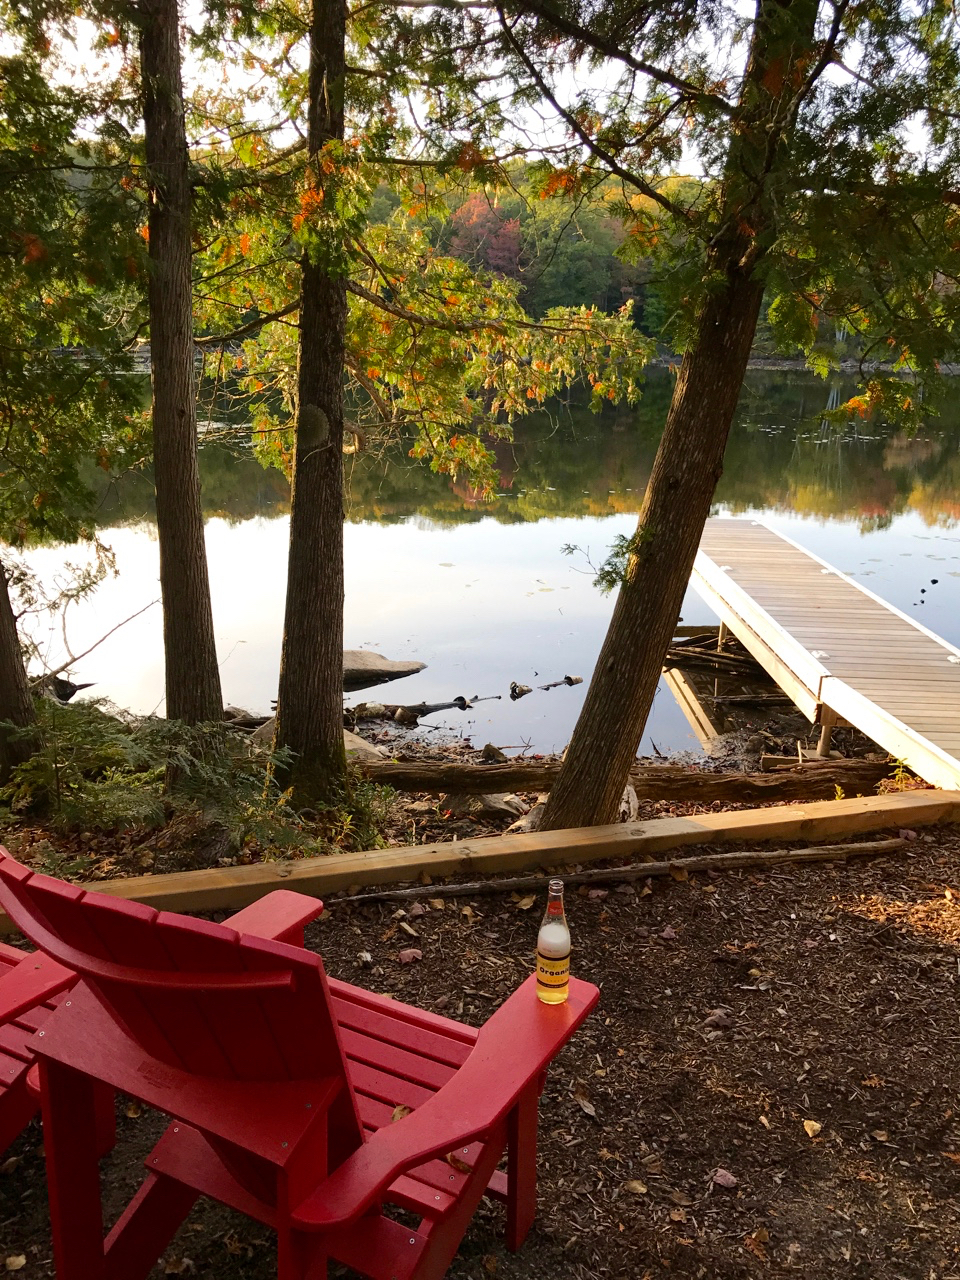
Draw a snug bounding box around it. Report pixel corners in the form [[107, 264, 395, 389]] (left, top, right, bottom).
[[2, 830, 960, 1278]]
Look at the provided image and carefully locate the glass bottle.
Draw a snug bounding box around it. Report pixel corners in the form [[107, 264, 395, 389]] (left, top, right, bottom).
[[536, 878, 570, 1004]]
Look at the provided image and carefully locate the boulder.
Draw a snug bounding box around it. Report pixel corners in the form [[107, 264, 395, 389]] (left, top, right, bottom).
[[505, 801, 546, 834], [250, 716, 276, 746], [441, 792, 528, 819], [344, 729, 389, 762], [343, 650, 426, 692], [249, 719, 388, 762]]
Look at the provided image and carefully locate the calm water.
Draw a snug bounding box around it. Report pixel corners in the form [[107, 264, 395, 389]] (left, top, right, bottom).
[[21, 370, 960, 755]]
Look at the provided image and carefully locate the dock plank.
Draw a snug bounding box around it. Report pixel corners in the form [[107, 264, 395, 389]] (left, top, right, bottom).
[[693, 519, 960, 790]]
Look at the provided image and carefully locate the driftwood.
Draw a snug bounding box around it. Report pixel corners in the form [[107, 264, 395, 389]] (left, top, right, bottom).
[[357, 757, 895, 799], [347, 696, 502, 727], [709, 693, 794, 707], [332, 838, 908, 904], [670, 631, 722, 648], [663, 646, 764, 676]]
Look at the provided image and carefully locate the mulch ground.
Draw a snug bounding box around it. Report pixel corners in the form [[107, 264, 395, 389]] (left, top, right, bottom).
[[3, 826, 960, 1278]]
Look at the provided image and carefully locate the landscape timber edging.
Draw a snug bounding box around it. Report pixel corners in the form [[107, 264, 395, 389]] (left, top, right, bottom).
[[1, 789, 957, 934]]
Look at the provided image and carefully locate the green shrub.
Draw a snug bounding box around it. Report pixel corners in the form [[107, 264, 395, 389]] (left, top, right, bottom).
[[0, 698, 396, 861]]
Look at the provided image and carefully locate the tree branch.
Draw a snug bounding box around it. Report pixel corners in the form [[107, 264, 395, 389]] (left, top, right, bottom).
[[496, 6, 691, 221], [194, 302, 300, 346], [503, 0, 734, 116], [32, 599, 160, 685]]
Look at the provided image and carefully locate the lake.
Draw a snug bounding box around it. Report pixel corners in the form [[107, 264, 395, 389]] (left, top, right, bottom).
[[21, 368, 960, 756]]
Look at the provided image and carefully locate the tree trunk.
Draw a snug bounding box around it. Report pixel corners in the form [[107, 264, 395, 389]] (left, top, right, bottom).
[[140, 0, 222, 724], [540, 0, 818, 830], [0, 560, 40, 784], [272, 0, 348, 804]]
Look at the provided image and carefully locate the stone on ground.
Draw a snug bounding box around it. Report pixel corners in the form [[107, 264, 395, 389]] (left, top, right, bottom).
[[249, 719, 388, 761], [343, 729, 389, 761], [441, 792, 528, 819]]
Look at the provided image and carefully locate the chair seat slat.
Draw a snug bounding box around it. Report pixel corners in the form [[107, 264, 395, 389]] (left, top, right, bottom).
[[0, 1022, 40, 1063], [386, 1172, 455, 1218], [331, 989, 475, 1067], [338, 1026, 459, 1092], [348, 1060, 437, 1111], [0, 1047, 28, 1083]]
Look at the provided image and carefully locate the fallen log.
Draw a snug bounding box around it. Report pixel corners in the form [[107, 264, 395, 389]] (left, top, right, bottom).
[[358, 757, 897, 800], [333, 837, 907, 904]]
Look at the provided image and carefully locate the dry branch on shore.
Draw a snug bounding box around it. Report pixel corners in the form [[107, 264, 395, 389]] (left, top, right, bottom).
[[332, 837, 908, 904], [358, 756, 897, 799]]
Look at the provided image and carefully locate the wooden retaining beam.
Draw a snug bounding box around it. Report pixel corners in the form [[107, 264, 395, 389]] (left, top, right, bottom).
[[2, 789, 955, 933]]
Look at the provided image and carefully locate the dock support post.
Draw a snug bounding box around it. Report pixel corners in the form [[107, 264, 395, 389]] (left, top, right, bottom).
[[717, 622, 729, 651], [817, 708, 837, 758]]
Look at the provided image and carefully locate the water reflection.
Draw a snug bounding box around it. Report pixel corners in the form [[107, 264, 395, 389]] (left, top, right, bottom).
[[24, 369, 960, 754]]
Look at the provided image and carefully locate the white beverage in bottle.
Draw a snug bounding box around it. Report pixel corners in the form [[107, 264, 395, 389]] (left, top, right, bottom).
[[536, 878, 570, 1004]]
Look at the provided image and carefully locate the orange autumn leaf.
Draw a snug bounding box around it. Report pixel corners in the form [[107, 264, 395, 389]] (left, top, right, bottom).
[[22, 234, 47, 263]]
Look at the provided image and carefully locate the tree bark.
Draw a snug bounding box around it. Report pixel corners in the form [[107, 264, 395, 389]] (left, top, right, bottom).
[[272, 0, 348, 804], [540, 0, 818, 830], [355, 757, 896, 800], [140, 0, 222, 724], [0, 560, 40, 784]]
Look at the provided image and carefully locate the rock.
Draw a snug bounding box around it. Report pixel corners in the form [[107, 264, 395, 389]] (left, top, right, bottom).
[[222, 705, 255, 721], [353, 701, 387, 719], [505, 802, 545, 834], [480, 793, 527, 817], [481, 743, 508, 763], [343, 650, 426, 692], [250, 717, 276, 746], [619, 784, 639, 822], [344, 729, 389, 761], [250, 719, 388, 761], [442, 792, 528, 819], [404, 800, 434, 816]]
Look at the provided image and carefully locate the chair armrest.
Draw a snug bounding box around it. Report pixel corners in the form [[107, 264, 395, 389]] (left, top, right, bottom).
[[295, 974, 599, 1229], [0, 952, 75, 1023], [225, 890, 325, 945]]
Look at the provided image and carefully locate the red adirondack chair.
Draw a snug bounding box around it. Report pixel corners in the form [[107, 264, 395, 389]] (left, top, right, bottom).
[[0, 847, 599, 1280], [0, 941, 76, 1154]]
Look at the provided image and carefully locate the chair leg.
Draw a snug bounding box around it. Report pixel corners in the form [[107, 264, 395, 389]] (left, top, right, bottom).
[[302, 1244, 328, 1280], [94, 1083, 117, 1157], [413, 1122, 508, 1280], [0, 1080, 39, 1157], [506, 1083, 539, 1252], [39, 1059, 106, 1280], [103, 1172, 198, 1280], [278, 1227, 315, 1280]]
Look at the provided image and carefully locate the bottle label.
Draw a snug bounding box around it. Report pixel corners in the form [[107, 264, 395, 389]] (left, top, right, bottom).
[[536, 949, 570, 989]]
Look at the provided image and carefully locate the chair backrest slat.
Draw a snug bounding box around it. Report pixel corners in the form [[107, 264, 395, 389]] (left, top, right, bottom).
[[0, 847, 364, 1158], [10, 874, 183, 1065], [147, 909, 296, 1081], [80, 895, 243, 1077]]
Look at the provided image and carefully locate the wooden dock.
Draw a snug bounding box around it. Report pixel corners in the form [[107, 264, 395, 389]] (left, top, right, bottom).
[[692, 519, 960, 790]]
